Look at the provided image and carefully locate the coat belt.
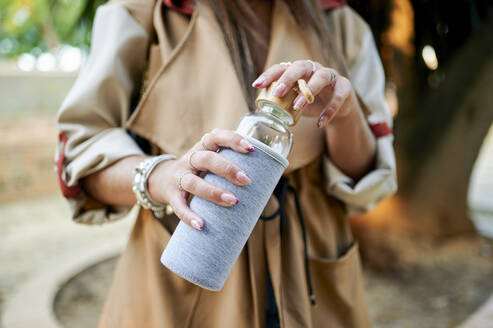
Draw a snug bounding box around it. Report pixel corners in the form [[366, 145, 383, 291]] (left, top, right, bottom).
[[260, 176, 316, 306]]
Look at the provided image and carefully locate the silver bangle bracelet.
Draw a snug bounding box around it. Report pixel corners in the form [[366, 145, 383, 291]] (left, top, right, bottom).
[[132, 154, 176, 218]]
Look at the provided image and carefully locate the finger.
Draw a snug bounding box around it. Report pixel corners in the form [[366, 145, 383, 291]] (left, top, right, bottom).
[[169, 193, 204, 230], [272, 60, 318, 98], [251, 63, 289, 88], [317, 76, 352, 128], [293, 68, 337, 111], [308, 68, 337, 97], [180, 172, 238, 207], [190, 150, 252, 186], [202, 128, 255, 153]]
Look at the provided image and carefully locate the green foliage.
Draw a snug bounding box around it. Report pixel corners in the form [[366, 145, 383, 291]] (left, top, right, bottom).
[[0, 0, 107, 58]]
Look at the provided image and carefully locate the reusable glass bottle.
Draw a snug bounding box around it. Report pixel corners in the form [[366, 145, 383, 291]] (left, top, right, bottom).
[[161, 82, 303, 291], [236, 81, 301, 158]]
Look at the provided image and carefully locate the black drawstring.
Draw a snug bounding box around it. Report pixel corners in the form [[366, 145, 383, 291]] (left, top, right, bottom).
[[260, 177, 316, 306]]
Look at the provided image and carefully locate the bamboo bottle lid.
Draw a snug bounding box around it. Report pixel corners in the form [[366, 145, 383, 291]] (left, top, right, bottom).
[[255, 80, 312, 126]]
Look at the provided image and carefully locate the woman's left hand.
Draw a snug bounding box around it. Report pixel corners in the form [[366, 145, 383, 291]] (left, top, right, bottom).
[[252, 60, 357, 128]]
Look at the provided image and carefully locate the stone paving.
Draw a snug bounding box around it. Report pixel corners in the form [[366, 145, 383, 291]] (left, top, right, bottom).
[[0, 196, 136, 328]]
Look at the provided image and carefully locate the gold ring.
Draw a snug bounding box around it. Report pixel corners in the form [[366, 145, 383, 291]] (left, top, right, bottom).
[[297, 79, 315, 104], [178, 171, 194, 191], [188, 150, 201, 171]]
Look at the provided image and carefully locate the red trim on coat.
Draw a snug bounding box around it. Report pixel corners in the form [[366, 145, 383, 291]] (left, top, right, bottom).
[[163, 0, 194, 15], [319, 0, 347, 9], [56, 132, 82, 198], [369, 122, 393, 138], [163, 0, 347, 16]]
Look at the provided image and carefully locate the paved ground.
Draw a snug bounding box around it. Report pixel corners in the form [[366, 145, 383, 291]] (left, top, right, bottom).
[[0, 196, 135, 328]]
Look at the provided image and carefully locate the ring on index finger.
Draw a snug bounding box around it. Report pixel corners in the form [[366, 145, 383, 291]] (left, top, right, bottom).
[[188, 150, 201, 171], [200, 134, 209, 150]]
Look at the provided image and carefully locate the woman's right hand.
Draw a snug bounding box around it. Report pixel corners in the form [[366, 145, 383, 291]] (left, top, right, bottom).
[[147, 128, 255, 231]]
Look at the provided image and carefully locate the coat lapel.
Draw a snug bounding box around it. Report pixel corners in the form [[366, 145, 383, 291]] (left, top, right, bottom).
[[126, 1, 248, 156], [127, 0, 326, 169]]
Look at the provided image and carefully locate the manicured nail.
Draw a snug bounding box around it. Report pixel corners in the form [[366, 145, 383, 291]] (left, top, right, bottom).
[[240, 139, 255, 152], [221, 193, 238, 205], [252, 76, 266, 87], [293, 96, 307, 111], [272, 82, 286, 97], [191, 219, 203, 230], [317, 114, 329, 128], [236, 171, 252, 185]]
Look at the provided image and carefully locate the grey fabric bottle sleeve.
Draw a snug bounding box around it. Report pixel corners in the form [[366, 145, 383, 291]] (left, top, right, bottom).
[[160, 136, 288, 291]]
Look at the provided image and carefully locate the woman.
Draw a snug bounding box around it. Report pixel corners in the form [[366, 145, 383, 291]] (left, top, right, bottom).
[[56, 0, 397, 327]]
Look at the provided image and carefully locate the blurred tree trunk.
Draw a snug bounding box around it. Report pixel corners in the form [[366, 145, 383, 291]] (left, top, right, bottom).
[[396, 8, 493, 234], [349, 1, 493, 269]]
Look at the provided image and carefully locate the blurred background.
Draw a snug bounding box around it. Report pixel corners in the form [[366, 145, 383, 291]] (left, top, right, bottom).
[[0, 0, 492, 327]]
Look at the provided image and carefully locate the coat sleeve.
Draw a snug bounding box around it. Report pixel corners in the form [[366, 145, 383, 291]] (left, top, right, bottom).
[[55, 2, 152, 224], [323, 12, 398, 216]]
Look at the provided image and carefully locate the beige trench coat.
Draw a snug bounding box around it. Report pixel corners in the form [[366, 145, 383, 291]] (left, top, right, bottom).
[[55, 0, 398, 327]]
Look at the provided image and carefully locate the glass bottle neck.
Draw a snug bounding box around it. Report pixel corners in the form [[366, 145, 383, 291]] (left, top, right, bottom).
[[257, 101, 293, 126]]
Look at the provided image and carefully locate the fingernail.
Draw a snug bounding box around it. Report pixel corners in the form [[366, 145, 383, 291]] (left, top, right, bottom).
[[221, 193, 238, 205], [240, 139, 255, 152], [252, 76, 266, 87], [272, 82, 286, 97], [236, 171, 252, 185], [293, 96, 307, 111], [191, 219, 203, 230], [317, 114, 328, 128]]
